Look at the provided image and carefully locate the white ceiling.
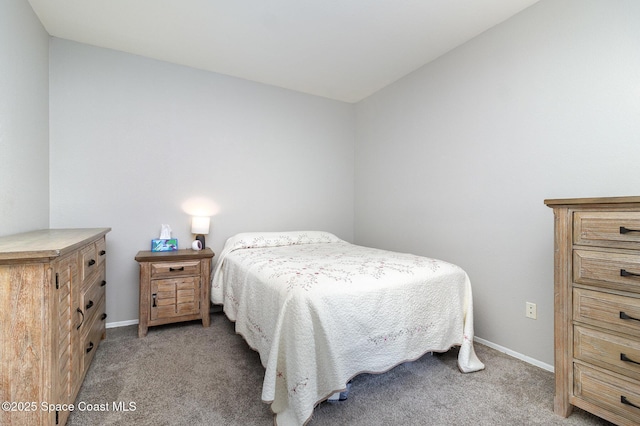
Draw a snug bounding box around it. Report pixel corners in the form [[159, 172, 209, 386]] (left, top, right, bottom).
[[28, 0, 540, 103]]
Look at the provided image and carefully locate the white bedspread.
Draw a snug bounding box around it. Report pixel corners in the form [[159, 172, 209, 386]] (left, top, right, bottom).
[[211, 231, 484, 425]]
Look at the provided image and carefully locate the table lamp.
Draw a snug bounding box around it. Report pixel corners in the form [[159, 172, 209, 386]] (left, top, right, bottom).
[[191, 216, 210, 249]]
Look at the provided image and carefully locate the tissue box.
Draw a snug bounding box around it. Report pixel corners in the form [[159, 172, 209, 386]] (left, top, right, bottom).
[[151, 239, 178, 252]]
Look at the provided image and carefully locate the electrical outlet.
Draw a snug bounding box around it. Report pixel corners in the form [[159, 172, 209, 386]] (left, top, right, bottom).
[[526, 302, 537, 319]]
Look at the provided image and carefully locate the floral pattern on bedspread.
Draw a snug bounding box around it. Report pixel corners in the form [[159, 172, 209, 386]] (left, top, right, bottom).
[[230, 242, 442, 292], [211, 231, 484, 426]]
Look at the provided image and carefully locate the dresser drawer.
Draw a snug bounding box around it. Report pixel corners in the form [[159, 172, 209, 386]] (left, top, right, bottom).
[[574, 288, 640, 336], [81, 269, 106, 326], [574, 249, 640, 294], [574, 363, 640, 423], [151, 260, 200, 279], [574, 325, 640, 381], [80, 243, 98, 281], [574, 211, 640, 248], [96, 237, 107, 266], [81, 298, 106, 374]]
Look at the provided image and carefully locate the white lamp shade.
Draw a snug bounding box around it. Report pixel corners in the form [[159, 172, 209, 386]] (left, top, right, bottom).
[[191, 216, 210, 235]]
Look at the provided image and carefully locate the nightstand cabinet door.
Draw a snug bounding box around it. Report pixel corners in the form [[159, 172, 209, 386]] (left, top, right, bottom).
[[151, 276, 201, 320]]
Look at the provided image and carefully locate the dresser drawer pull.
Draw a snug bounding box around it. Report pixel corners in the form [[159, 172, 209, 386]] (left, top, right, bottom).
[[620, 226, 640, 234], [622, 396, 640, 410], [152, 293, 157, 307], [101, 280, 106, 287], [169, 266, 185, 272], [620, 311, 640, 322], [76, 308, 84, 330], [86, 300, 94, 310], [86, 341, 94, 354], [621, 353, 640, 366], [101, 313, 108, 321], [88, 259, 96, 266], [621, 269, 640, 278], [99, 250, 106, 256]]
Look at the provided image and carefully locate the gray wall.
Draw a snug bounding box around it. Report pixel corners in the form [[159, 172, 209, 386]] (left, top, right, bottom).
[[6, 0, 640, 367], [49, 39, 356, 325], [354, 0, 640, 366], [0, 1, 49, 236]]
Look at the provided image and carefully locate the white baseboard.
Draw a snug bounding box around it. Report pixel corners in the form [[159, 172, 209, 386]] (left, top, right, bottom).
[[106, 319, 138, 329], [474, 336, 554, 373]]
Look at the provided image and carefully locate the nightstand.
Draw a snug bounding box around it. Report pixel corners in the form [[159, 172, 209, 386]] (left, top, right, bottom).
[[135, 248, 214, 337]]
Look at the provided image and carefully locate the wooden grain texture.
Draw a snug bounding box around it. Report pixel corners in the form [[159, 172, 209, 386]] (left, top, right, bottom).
[[545, 196, 640, 206], [200, 256, 212, 328], [574, 288, 640, 336], [574, 249, 640, 293], [0, 228, 110, 262], [136, 249, 213, 337], [545, 196, 640, 425], [0, 263, 47, 425], [151, 260, 200, 279], [0, 229, 109, 426], [574, 325, 640, 381], [574, 211, 640, 249], [574, 363, 640, 426], [54, 253, 76, 426], [552, 206, 573, 417]]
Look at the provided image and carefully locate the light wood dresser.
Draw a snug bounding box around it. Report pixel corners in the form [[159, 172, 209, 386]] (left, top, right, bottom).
[[0, 228, 110, 426], [135, 248, 214, 337], [545, 196, 640, 425]]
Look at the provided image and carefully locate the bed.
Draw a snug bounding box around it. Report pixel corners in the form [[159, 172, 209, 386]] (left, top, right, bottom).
[[211, 231, 484, 425]]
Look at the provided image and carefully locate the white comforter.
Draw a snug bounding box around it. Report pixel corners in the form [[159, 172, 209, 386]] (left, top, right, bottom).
[[211, 231, 484, 425]]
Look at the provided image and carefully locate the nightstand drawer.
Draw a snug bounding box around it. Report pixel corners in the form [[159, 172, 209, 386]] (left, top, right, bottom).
[[574, 211, 640, 248], [574, 325, 640, 381], [574, 249, 640, 294], [151, 260, 200, 279], [574, 363, 640, 423], [574, 288, 640, 335]]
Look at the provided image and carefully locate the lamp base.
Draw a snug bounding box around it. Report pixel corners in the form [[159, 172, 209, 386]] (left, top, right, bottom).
[[195, 234, 206, 249]]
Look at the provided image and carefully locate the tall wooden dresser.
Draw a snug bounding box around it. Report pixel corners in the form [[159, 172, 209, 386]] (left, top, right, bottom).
[[0, 228, 110, 426], [545, 197, 640, 425]]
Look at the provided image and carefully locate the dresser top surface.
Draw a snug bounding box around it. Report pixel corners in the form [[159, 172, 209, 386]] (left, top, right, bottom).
[[0, 228, 111, 261], [544, 196, 640, 207]]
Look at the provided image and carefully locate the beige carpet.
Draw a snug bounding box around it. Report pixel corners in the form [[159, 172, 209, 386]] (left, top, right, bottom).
[[67, 312, 613, 425]]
